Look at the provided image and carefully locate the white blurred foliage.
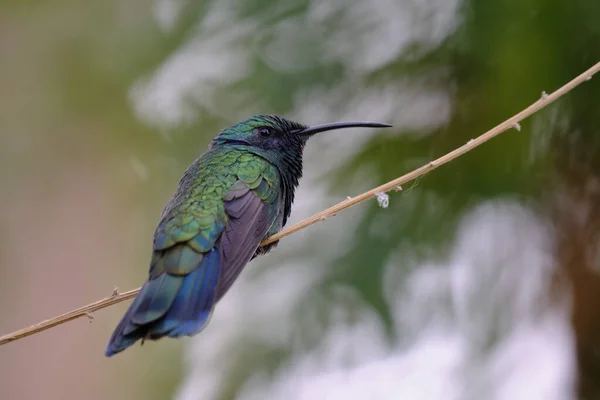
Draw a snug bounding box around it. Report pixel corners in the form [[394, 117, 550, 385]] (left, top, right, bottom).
[[132, 0, 258, 128], [308, 0, 460, 73], [131, 0, 458, 132]]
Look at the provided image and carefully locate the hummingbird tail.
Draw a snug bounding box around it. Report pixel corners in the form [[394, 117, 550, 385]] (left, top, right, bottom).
[[105, 249, 220, 357]]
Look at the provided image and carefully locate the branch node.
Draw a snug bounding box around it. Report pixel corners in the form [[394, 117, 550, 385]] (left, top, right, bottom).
[[468, 139, 475, 144], [541, 91, 549, 99], [513, 122, 521, 131], [85, 312, 95, 321], [587, 75, 593, 81], [111, 287, 120, 298], [394, 185, 403, 192]]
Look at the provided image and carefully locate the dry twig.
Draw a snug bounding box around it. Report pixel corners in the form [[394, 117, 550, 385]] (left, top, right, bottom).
[[1, 61, 598, 347]]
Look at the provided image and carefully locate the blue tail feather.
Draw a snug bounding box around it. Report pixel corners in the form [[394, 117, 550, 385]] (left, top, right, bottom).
[[130, 273, 184, 326], [105, 248, 221, 357], [152, 249, 220, 337]]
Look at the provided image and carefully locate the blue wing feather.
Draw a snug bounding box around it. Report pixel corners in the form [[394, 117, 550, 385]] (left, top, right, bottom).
[[151, 248, 220, 337]]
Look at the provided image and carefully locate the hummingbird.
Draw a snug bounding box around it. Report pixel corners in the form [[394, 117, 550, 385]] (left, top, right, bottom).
[[105, 114, 391, 356]]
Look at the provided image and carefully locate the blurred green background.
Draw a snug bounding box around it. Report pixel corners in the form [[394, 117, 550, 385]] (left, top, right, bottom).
[[0, 1, 599, 399]]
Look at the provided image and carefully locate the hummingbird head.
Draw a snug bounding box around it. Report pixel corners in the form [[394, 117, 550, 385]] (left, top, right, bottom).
[[213, 114, 391, 154]]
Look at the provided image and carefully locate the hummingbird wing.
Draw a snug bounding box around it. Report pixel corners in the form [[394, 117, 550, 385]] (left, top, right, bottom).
[[105, 168, 279, 356], [217, 179, 277, 299]]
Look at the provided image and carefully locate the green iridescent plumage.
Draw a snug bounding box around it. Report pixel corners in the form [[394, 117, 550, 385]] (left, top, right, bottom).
[[152, 148, 279, 255]]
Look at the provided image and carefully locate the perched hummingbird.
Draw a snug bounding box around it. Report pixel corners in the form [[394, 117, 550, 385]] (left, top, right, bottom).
[[105, 115, 391, 356]]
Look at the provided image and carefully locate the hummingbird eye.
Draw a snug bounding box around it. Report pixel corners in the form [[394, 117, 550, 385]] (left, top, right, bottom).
[[257, 127, 273, 138]]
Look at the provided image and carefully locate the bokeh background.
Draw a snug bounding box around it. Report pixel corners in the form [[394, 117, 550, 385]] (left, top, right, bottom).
[[1, 0, 599, 399]]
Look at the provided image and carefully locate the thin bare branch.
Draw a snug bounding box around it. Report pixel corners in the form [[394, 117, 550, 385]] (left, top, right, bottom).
[[0, 289, 139, 345], [1, 61, 598, 348]]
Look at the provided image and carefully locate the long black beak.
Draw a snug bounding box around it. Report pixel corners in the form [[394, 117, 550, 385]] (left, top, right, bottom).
[[293, 121, 392, 137]]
